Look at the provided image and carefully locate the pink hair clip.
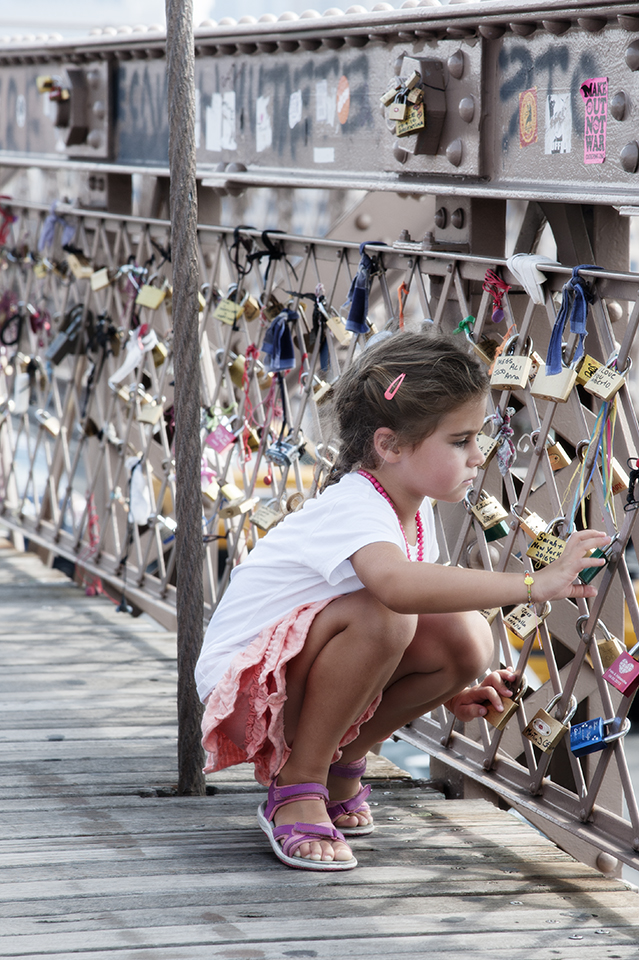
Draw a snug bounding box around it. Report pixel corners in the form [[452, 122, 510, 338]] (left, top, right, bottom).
[[384, 373, 405, 400]]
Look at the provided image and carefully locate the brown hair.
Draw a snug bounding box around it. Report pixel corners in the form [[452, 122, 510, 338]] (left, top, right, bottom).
[[325, 330, 489, 486]]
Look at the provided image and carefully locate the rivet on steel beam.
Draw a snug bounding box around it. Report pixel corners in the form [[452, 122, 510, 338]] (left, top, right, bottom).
[[451, 207, 465, 228], [596, 852, 618, 874], [479, 24, 506, 39], [257, 41, 278, 52], [199, 18, 218, 27], [238, 43, 258, 53], [607, 300, 623, 322], [218, 16, 237, 25], [300, 39, 322, 49], [279, 40, 300, 51], [621, 141, 639, 172], [301, 9, 321, 17], [346, 35, 369, 46], [577, 17, 606, 33], [87, 131, 102, 149], [626, 41, 639, 71], [610, 91, 627, 121], [447, 50, 464, 79], [618, 14, 639, 31], [218, 43, 238, 54], [458, 96, 475, 123], [446, 139, 463, 167], [258, 13, 278, 21], [371, 2, 394, 8], [393, 142, 409, 164], [510, 22, 536, 36], [238, 15, 257, 23], [434, 207, 447, 229], [346, 4, 367, 12], [323, 36, 346, 48], [447, 28, 476, 39], [323, 7, 345, 15], [542, 20, 571, 36], [398, 32, 417, 42]]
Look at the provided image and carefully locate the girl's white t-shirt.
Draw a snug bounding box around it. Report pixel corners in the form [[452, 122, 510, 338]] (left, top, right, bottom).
[[195, 472, 439, 701]]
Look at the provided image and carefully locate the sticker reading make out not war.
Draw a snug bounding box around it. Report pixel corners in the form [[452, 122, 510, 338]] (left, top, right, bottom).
[[580, 76, 608, 164]]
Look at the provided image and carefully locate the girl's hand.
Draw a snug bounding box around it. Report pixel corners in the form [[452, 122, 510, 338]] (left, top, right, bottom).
[[446, 668, 517, 722], [530, 529, 611, 603]]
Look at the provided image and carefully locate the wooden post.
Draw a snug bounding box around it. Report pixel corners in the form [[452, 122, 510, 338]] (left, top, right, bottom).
[[165, 0, 205, 796]]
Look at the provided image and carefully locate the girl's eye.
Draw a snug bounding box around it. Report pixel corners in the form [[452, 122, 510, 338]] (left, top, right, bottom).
[[454, 438, 469, 448]]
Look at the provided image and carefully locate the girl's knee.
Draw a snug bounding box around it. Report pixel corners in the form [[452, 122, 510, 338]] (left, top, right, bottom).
[[357, 592, 417, 657], [446, 611, 495, 681]]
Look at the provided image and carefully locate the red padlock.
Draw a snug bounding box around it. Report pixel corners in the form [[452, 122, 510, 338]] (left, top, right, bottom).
[[603, 641, 639, 697]]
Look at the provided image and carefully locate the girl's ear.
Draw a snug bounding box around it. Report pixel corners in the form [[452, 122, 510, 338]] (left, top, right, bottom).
[[373, 427, 402, 463]]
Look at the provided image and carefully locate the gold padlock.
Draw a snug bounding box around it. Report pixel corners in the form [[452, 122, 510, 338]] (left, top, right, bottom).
[[526, 517, 567, 570], [404, 70, 421, 90], [465, 489, 509, 530], [504, 601, 551, 641], [484, 676, 528, 731], [479, 607, 500, 625], [610, 458, 630, 497], [469, 336, 500, 366], [202, 478, 220, 502], [522, 693, 577, 753], [546, 439, 571, 471], [66, 252, 94, 280], [530, 361, 577, 403], [396, 102, 426, 137], [406, 87, 423, 104], [90, 267, 112, 291], [326, 313, 353, 345], [476, 432, 499, 465], [514, 507, 546, 541], [576, 353, 602, 385], [35, 408, 60, 438], [136, 284, 167, 310], [152, 341, 169, 368], [137, 403, 164, 426], [577, 615, 626, 672], [251, 500, 284, 531], [584, 363, 626, 402], [242, 294, 261, 321], [220, 494, 260, 519], [388, 97, 408, 121], [214, 298, 245, 325], [489, 334, 533, 391]]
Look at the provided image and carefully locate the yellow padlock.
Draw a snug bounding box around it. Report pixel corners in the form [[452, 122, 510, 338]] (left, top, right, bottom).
[[584, 363, 627, 402], [489, 334, 533, 391], [504, 601, 551, 641], [484, 676, 528, 731], [576, 353, 602, 385], [136, 284, 167, 310], [530, 361, 577, 403], [522, 694, 577, 753]]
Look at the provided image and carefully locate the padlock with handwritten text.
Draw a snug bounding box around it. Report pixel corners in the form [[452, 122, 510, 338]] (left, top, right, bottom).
[[251, 498, 284, 532], [526, 516, 567, 571], [584, 354, 629, 403], [490, 335, 533, 391], [570, 717, 630, 758], [576, 353, 602, 386], [523, 694, 577, 753], [504, 601, 551, 642]]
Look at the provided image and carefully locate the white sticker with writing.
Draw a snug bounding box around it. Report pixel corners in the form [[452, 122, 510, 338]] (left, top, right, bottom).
[[545, 92, 571, 155]]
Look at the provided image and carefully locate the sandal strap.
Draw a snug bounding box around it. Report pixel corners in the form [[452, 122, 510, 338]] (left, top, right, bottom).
[[329, 757, 367, 779], [264, 780, 329, 821], [326, 783, 372, 821], [273, 821, 347, 859]]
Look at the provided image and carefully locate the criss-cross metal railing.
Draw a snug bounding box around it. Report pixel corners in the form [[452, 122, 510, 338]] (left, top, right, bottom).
[[1, 198, 638, 876]]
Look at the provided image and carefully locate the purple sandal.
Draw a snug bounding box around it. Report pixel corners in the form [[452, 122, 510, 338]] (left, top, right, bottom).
[[327, 758, 375, 837], [257, 781, 357, 871]]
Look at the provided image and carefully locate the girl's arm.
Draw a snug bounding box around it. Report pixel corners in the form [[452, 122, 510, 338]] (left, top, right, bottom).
[[350, 528, 610, 615]]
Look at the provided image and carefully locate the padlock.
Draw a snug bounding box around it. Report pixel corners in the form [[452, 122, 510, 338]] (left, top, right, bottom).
[[570, 716, 630, 758], [576, 353, 602, 385], [584, 363, 626, 402], [479, 607, 500, 625], [35, 408, 60, 438], [66, 251, 94, 280], [219, 494, 260, 519], [476, 432, 499, 465], [603, 638, 639, 697], [388, 94, 408, 121], [396, 102, 425, 137], [202, 478, 220, 502], [465, 489, 509, 531], [578, 533, 618, 585], [251, 499, 284, 531], [265, 438, 302, 467], [529, 350, 544, 384], [213, 298, 245, 325], [525, 517, 567, 571], [530, 361, 577, 403], [546, 439, 571, 471], [404, 70, 421, 90], [484, 676, 528, 731], [380, 86, 400, 107], [135, 284, 166, 310], [90, 267, 112, 291], [242, 294, 261, 321], [137, 402, 164, 426], [286, 491, 306, 513], [596, 623, 626, 671], [313, 379, 333, 403], [522, 693, 577, 753], [469, 335, 500, 366], [610, 458, 630, 497], [326, 313, 353, 346], [504, 601, 551, 642], [206, 421, 236, 454], [151, 341, 169, 369], [514, 507, 546, 541], [406, 87, 423, 104], [489, 335, 533, 391]]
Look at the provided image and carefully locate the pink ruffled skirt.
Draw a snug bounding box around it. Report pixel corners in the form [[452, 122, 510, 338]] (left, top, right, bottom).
[[201, 598, 382, 786]]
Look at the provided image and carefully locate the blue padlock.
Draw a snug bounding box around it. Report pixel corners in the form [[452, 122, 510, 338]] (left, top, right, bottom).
[[570, 716, 630, 758]]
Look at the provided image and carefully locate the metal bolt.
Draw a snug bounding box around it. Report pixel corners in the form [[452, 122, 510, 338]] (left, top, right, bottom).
[[626, 40, 639, 70], [434, 207, 448, 229], [451, 207, 465, 228], [620, 141, 639, 172], [459, 96, 475, 123], [447, 49, 464, 79], [611, 91, 628, 121], [393, 143, 409, 164], [446, 139, 463, 167]]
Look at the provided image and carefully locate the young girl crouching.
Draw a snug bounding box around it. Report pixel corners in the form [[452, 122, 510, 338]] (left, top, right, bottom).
[[195, 331, 609, 872]]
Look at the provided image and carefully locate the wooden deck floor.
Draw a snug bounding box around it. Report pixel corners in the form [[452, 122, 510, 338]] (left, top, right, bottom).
[[1, 540, 639, 960]]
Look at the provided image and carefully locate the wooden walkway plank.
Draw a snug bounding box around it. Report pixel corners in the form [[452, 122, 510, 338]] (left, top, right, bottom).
[[1, 544, 638, 959]]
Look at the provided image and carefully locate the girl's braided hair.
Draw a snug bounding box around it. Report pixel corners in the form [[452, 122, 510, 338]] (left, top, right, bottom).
[[325, 330, 489, 486]]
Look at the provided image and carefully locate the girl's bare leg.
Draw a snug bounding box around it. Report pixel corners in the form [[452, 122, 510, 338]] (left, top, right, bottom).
[[275, 595, 493, 862]]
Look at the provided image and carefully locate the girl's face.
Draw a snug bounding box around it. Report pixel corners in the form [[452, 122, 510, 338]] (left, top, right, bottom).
[[399, 398, 487, 502]]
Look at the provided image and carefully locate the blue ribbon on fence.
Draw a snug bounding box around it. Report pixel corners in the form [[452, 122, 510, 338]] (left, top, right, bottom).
[[343, 241, 385, 335], [546, 264, 602, 375], [38, 202, 76, 252], [262, 308, 297, 372]]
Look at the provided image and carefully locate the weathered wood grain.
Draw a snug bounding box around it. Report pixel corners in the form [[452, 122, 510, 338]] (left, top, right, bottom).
[[1, 544, 638, 959]]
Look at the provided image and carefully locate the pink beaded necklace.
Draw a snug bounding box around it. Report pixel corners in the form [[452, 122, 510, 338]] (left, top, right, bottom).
[[358, 469, 424, 562]]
